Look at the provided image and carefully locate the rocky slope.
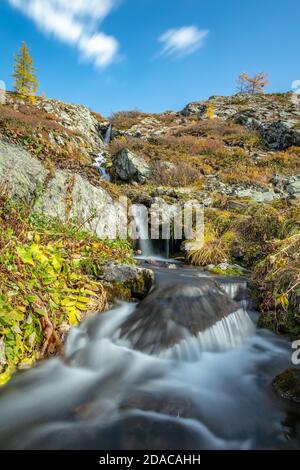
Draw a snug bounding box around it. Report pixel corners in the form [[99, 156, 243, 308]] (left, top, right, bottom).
[[0, 90, 299, 380]]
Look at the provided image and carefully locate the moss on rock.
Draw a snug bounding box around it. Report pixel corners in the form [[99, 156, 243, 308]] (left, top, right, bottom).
[[273, 369, 300, 404]]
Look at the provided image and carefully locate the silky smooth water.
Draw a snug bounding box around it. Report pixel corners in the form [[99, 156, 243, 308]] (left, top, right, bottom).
[[0, 268, 299, 450]]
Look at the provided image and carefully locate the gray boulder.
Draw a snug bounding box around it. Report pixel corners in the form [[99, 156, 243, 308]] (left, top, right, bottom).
[[113, 148, 151, 184], [0, 138, 48, 202], [286, 176, 300, 197], [262, 120, 300, 150], [181, 101, 207, 116], [99, 264, 154, 300]]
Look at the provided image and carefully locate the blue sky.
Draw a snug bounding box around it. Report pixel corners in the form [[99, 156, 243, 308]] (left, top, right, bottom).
[[0, 0, 299, 116]]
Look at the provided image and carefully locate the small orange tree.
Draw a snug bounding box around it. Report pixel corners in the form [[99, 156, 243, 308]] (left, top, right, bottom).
[[206, 102, 215, 120], [237, 72, 268, 94]]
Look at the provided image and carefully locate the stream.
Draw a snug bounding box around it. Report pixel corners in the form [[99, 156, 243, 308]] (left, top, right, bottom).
[[0, 260, 299, 450]]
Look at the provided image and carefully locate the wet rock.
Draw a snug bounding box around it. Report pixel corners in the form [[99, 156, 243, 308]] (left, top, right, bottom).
[[120, 391, 201, 421], [273, 369, 300, 405], [208, 263, 248, 276], [119, 281, 239, 354], [144, 259, 178, 269], [99, 264, 154, 300], [113, 148, 151, 184]]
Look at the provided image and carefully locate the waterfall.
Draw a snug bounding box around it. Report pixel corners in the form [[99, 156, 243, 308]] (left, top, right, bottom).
[[104, 124, 112, 145], [132, 204, 154, 258], [132, 205, 173, 259]]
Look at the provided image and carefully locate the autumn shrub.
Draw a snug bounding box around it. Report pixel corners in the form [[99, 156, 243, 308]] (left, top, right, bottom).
[[253, 234, 300, 336], [110, 110, 149, 130], [151, 160, 200, 186], [257, 149, 300, 174]]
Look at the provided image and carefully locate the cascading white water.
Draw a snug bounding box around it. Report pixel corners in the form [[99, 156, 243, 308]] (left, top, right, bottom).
[[93, 125, 113, 181], [0, 269, 296, 450], [220, 281, 250, 310], [94, 152, 111, 181], [158, 309, 255, 361], [221, 281, 247, 300]]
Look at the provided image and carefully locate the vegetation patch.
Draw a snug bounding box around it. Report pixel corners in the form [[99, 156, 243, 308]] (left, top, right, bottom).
[[0, 194, 133, 385]]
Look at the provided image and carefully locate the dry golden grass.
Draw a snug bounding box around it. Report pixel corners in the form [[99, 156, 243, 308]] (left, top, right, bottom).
[[0, 103, 70, 137], [187, 224, 231, 266], [110, 110, 150, 130], [151, 160, 200, 186], [109, 132, 296, 188]]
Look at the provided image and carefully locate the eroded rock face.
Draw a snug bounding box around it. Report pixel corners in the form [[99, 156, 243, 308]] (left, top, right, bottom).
[[119, 281, 240, 354], [113, 148, 151, 183], [99, 264, 155, 300], [273, 369, 300, 404], [36, 97, 104, 155]]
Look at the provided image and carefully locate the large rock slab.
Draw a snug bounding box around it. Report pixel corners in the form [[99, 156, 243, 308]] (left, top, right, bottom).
[[0, 139, 126, 239], [0, 139, 48, 202], [113, 148, 151, 184], [34, 170, 125, 239]]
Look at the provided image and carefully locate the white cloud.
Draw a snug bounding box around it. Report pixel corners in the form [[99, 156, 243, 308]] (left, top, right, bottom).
[[159, 26, 209, 57], [7, 0, 119, 68]]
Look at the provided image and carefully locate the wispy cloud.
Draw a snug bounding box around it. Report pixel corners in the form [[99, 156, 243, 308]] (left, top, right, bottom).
[[159, 26, 209, 57], [7, 0, 120, 68]]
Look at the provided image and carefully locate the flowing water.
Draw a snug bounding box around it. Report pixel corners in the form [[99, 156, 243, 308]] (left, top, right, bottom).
[[0, 263, 299, 450], [93, 125, 113, 181], [104, 125, 112, 145], [94, 153, 111, 181]]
